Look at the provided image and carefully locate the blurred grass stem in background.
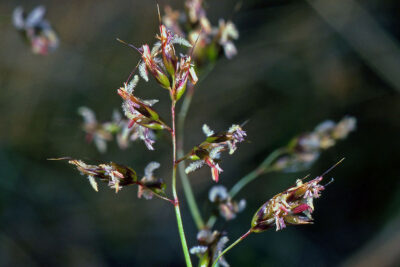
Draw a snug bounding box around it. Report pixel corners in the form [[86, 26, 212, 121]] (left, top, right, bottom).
[[307, 0, 400, 92]]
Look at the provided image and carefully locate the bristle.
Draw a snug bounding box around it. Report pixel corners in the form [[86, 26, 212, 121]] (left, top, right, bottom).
[[189, 27, 203, 58], [125, 60, 141, 85], [116, 38, 140, 53], [321, 158, 345, 177], [156, 3, 161, 26]]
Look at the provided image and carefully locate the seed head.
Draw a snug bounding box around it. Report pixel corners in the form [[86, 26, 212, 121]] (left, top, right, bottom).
[[251, 160, 343, 232]]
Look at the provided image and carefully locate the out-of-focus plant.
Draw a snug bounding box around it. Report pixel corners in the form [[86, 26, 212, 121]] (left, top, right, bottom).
[[52, 1, 357, 266], [78, 104, 157, 153], [13, 5, 58, 55]]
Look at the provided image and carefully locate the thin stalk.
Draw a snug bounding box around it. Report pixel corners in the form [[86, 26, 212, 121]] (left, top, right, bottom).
[[229, 148, 286, 198], [211, 230, 252, 267], [171, 101, 193, 267], [177, 84, 205, 229]]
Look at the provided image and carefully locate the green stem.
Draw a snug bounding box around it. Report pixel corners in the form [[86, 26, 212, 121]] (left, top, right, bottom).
[[171, 101, 193, 267], [177, 84, 205, 229], [211, 230, 252, 267], [229, 148, 286, 198]]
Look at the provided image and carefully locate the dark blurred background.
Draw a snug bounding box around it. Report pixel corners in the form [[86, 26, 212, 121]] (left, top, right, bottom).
[[0, 0, 399, 266]]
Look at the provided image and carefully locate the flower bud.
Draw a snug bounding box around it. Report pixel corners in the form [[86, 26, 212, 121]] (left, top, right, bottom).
[[173, 55, 198, 101], [160, 25, 178, 77], [137, 162, 166, 200], [141, 44, 171, 89], [185, 124, 246, 182], [118, 81, 170, 131]]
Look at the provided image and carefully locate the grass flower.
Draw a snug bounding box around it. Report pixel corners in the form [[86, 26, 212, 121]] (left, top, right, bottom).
[[251, 159, 343, 232], [273, 116, 356, 172], [118, 75, 170, 131], [137, 162, 166, 200], [13, 5, 58, 55], [190, 229, 230, 267], [185, 124, 246, 182], [209, 185, 246, 221]]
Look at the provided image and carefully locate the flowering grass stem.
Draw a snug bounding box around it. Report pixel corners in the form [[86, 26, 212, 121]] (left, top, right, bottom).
[[171, 101, 193, 267]]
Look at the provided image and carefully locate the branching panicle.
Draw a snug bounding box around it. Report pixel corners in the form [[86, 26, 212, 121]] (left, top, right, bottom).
[[51, 2, 356, 267]]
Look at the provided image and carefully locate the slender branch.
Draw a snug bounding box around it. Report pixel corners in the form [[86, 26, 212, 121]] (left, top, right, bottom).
[[211, 229, 252, 267], [177, 83, 205, 230], [171, 101, 193, 267], [229, 148, 286, 198]]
